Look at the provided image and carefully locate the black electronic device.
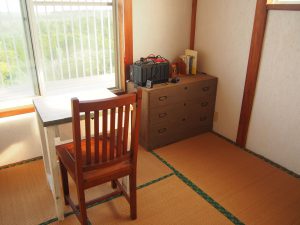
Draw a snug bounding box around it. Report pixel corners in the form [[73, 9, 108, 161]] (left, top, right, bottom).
[[130, 55, 169, 87], [169, 77, 180, 83]]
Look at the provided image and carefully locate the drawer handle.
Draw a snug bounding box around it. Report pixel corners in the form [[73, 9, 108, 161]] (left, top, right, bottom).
[[182, 118, 186, 122], [158, 128, 167, 134], [200, 116, 207, 121], [159, 96, 168, 101], [159, 113, 167, 118], [184, 102, 187, 106], [201, 102, 208, 107], [184, 86, 188, 90], [202, 86, 210, 92]]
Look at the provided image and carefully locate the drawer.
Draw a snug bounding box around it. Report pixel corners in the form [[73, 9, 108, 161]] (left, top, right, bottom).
[[149, 86, 184, 107], [190, 112, 213, 128], [148, 123, 176, 149], [180, 79, 216, 99], [178, 112, 212, 129], [149, 97, 213, 124], [149, 103, 185, 124], [183, 97, 214, 114]]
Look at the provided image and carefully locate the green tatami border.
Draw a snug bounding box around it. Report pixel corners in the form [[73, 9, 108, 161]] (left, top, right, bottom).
[[39, 172, 175, 225], [149, 149, 245, 225], [0, 156, 43, 171]]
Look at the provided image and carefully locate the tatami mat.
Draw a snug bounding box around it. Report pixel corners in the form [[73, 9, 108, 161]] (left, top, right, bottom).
[[2, 133, 300, 225], [0, 146, 171, 225], [0, 160, 55, 225], [154, 132, 300, 225], [67, 145, 172, 205], [53, 176, 232, 225]]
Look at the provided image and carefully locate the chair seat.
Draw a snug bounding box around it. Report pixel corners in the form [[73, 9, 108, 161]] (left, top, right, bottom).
[[56, 138, 132, 189]]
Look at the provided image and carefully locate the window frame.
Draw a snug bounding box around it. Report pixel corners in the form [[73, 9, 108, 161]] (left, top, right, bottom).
[[271, 0, 300, 3], [1, 0, 130, 118], [267, 0, 300, 10]]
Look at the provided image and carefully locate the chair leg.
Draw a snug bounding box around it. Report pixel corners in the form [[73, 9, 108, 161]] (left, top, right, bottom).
[[77, 186, 88, 225], [129, 173, 137, 220], [59, 159, 69, 205]]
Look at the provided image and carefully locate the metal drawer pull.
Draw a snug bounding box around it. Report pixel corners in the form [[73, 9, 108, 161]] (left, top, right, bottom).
[[159, 113, 167, 118], [200, 116, 207, 121], [158, 128, 167, 134], [202, 86, 210, 92], [159, 96, 168, 101], [201, 102, 208, 107]]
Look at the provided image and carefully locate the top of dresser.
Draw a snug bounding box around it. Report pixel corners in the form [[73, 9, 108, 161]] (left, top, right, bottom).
[[140, 74, 217, 92]]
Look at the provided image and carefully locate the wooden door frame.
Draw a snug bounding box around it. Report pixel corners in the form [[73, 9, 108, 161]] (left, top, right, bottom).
[[236, 0, 300, 147]]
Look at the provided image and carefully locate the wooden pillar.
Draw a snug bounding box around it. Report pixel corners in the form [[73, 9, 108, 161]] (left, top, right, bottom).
[[124, 0, 133, 81], [236, 0, 268, 147], [190, 0, 198, 50]]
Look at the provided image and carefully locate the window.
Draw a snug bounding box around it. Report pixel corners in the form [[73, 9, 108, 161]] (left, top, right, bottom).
[[0, 0, 38, 107], [0, 0, 120, 109], [271, 0, 300, 3]]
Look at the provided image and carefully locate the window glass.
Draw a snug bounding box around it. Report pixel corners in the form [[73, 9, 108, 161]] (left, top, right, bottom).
[[32, 0, 116, 95], [0, 0, 36, 104], [1, 0, 119, 110], [272, 0, 300, 3]]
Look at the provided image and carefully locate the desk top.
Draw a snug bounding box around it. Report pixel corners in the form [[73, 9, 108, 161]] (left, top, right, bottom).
[[33, 89, 116, 127]]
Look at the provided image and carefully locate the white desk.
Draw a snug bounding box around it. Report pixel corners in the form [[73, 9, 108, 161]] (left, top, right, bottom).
[[33, 89, 116, 220]]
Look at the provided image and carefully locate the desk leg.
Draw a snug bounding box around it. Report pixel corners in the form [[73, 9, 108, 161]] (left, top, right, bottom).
[[36, 115, 51, 187], [122, 176, 129, 193], [44, 126, 64, 221]]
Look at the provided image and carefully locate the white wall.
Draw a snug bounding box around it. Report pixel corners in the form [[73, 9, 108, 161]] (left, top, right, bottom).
[[0, 113, 42, 167], [132, 0, 192, 62], [195, 1, 300, 173], [194, 0, 256, 141], [247, 11, 300, 174]]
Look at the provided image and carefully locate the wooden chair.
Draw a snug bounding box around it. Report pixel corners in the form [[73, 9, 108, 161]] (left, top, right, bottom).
[[56, 89, 142, 225]]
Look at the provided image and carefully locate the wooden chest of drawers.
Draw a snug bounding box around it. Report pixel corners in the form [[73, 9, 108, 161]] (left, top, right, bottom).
[[137, 74, 217, 150]]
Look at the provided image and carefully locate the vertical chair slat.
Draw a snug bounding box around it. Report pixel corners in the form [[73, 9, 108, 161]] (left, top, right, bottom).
[[117, 106, 123, 157], [102, 109, 108, 162], [85, 111, 91, 165], [94, 110, 99, 163], [71, 98, 83, 171], [109, 108, 116, 160], [130, 103, 137, 151], [123, 104, 130, 154]]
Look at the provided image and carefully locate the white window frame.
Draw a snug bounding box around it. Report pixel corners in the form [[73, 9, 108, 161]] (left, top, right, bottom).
[[271, 0, 300, 3], [18, 0, 121, 97]]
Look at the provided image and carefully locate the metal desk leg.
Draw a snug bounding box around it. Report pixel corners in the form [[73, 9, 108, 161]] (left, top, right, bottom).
[[44, 126, 64, 221]]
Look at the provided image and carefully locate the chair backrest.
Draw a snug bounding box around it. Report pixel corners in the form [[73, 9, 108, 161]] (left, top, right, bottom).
[[71, 89, 142, 174]]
